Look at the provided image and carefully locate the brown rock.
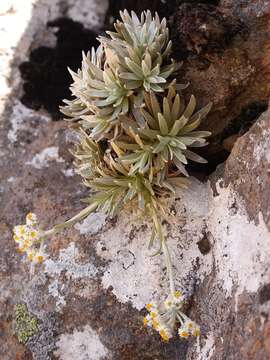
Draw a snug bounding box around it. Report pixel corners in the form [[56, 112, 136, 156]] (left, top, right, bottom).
[[223, 103, 270, 228], [1, 1, 270, 360], [171, 0, 270, 157]]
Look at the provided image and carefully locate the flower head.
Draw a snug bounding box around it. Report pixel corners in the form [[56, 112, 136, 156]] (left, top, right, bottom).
[[144, 291, 200, 341], [13, 213, 45, 264], [178, 319, 200, 339], [26, 212, 38, 226]]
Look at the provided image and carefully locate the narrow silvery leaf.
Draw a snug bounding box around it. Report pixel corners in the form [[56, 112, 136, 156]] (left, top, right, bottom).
[[183, 95, 196, 119], [140, 109, 158, 129], [173, 148, 188, 164], [188, 131, 211, 138], [158, 113, 169, 135], [125, 58, 143, 77], [184, 149, 207, 163], [150, 92, 161, 115], [190, 102, 212, 122], [150, 83, 164, 92], [148, 76, 167, 84], [173, 157, 189, 177], [142, 60, 151, 77], [171, 94, 181, 121], [179, 116, 201, 134]]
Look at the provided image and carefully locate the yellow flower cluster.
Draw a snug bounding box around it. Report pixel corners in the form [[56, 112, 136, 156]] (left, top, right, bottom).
[[143, 291, 200, 342], [143, 303, 172, 342], [178, 319, 200, 339], [13, 213, 44, 263]]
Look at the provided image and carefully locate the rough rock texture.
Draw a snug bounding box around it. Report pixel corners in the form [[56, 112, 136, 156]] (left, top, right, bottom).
[[0, 1, 270, 360], [171, 0, 270, 169]]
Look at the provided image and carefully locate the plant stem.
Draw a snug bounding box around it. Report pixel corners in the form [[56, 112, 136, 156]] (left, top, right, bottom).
[[42, 202, 98, 239], [151, 208, 175, 295], [161, 237, 175, 295]]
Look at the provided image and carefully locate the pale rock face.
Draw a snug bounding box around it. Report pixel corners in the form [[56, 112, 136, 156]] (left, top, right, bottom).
[[44, 243, 98, 280], [54, 325, 110, 360], [75, 212, 108, 235], [7, 101, 50, 143], [1, 0, 270, 360], [96, 179, 210, 310], [97, 178, 270, 312], [26, 146, 64, 169]]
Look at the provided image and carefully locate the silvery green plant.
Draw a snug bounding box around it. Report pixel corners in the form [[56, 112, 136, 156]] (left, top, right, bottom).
[[14, 10, 212, 342]]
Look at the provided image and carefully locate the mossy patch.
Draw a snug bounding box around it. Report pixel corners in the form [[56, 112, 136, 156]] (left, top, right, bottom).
[[13, 303, 39, 344]]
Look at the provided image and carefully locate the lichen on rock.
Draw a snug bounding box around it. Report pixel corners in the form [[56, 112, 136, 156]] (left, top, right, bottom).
[[13, 304, 39, 344], [1, 0, 270, 359]]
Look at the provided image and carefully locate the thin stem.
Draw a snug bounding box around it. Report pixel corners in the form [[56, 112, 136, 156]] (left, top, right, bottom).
[[161, 237, 175, 295], [151, 208, 175, 295], [42, 202, 98, 239]]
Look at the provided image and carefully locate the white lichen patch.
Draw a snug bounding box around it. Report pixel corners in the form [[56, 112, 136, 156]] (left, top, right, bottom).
[[252, 119, 270, 165], [45, 243, 97, 279], [195, 332, 215, 360], [67, 0, 108, 30], [7, 101, 49, 143], [54, 325, 110, 360], [48, 279, 66, 310], [75, 212, 107, 235], [54, 325, 109, 360], [97, 179, 211, 310], [96, 210, 163, 310], [208, 182, 270, 300], [97, 177, 270, 312], [61, 167, 75, 177], [7, 176, 16, 183], [26, 146, 64, 169]]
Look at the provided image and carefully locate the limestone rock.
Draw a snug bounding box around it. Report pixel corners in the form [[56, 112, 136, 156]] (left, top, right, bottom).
[[0, 1, 270, 360]]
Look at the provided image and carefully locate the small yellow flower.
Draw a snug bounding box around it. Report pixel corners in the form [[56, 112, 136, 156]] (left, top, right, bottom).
[[26, 212, 37, 224], [21, 239, 31, 249], [186, 321, 194, 329], [35, 254, 44, 263], [27, 250, 35, 261], [18, 225, 26, 236], [174, 291, 182, 299], [145, 303, 153, 311], [152, 318, 160, 330], [13, 234, 21, 243], [178, 329, 189, 339], [143, 316, 148, 326], [159, 329, 169, 342], [29, 230, 38, 239], [150, 311, 157, 319]]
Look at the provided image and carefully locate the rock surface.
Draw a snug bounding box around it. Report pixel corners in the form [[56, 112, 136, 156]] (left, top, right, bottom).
[[171, 0, 270, 169], [0, 1, 270, 360]]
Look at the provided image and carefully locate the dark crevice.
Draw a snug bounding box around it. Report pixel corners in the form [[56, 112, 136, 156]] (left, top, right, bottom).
[[220, 101, 268, 141], [19, 18, 99, 119], [197, 232, 211, 255], [105, 0, 220, 29], [259, 284, 270, 305], [105, 0, 178, 27], [188, 101, 268, 179], [186, 146, 230, 180]]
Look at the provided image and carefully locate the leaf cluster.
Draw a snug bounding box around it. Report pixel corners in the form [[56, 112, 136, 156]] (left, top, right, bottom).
[[60, 10, 212, 246]]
